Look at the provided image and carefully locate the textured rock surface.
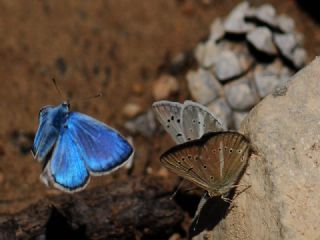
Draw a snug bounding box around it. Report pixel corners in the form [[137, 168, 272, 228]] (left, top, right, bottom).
[[224, 77, 258, 111], [224, 2, 253, 34], [187, 69, 222, 105], [191, 58, 320, 240], [247, 27, 277, 55], [185, 1, 307, 130]]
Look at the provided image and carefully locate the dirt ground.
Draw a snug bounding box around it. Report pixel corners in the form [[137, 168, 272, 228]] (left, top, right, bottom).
[[0, 0, 319, 219]]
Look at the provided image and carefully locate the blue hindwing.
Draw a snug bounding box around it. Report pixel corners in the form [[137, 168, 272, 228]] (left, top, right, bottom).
[[49, 127, 89, 191], [66, 112, 133, 174]]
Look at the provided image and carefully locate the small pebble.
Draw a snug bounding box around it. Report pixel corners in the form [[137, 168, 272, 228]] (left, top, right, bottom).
[[224, 77, 259, 111], [152, 75, 179, 100], [206, 98, 232, 129], [277, 15, 295, 33], [224, 2, 254, 34], [157, 167, 169, 178], [233, 111, 248, 130], [124, 110, 156, 138], [122, 103, 143, 119], [169, 233, 181, 240], [186, 68, 222, 105], [146, 167, 153, 175], [291, 48, 307, 69], [246, 27, 277, 55]]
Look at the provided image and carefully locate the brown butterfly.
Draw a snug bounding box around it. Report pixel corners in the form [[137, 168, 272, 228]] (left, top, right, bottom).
[[160, 131, 250, 199]]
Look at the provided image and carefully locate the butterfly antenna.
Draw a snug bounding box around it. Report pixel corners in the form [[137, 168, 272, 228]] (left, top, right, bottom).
[[51, 78, 65, 99], [70, 92, 103, 104], [170, 178, 185, 200]]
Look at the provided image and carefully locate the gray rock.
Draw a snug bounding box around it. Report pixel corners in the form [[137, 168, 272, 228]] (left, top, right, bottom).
[[253, 60, 294, 98], [209, 18, 225, 42], [247, 27, 277, 55], [212, 44, 254, 82], [274, 33, 297, 57], [233, 111, 248, 130], [206, 98, 233, 129], [246, 3, 277, 28], [195, 40, 220, 68], [277, 15, 295, 33], [291, 47, 307, 69], [224, 76, 259, 111], [212, 50, 243, 81], [274, 33, 307, 68], [187, 68, 222, 105], [254, 65, 281, 98], [224, 2, 254, 34], [192, 57, 320, 240], [124, 110, 156, 138]]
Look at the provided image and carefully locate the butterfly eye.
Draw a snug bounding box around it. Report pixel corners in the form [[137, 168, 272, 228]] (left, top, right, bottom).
[[167, 119, 171, 123], [38, 106, 50, 119], [224, 147, 228, 151], [181, 157, 185, 161], [229, 149, 233, 153], [238, 150, 242, 153], [218, 148, 222, 151], [210, 176, 214, 180], [177, 119, 181, 123], [203, 165, 207, 169], [178, 161, 181, 164]]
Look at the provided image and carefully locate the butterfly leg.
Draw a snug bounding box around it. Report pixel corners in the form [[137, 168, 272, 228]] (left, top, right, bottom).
[[192, 192, 210, 231], [230, 183, 251, 200], [30, 150, 36, 159], [221, 195, 232, 203]]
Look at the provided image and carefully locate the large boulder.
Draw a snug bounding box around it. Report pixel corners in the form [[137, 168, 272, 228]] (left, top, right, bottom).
[[192, 58, 320, 240]]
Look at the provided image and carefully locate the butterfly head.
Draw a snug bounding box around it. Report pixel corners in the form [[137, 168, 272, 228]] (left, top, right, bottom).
[[38, 101, 70, 119]]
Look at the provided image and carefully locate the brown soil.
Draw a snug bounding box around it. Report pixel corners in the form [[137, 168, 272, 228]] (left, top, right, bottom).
[[0, 0, 319, 220]]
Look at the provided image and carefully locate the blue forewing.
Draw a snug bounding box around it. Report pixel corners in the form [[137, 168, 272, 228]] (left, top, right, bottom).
[[33, 102, 133, 192]]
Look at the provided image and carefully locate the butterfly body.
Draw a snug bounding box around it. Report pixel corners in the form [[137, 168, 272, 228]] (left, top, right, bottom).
[[32, 101, 133, 192]]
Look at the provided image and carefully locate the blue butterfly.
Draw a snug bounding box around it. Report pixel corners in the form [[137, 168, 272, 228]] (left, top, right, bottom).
[[32, 101, 133, 192]]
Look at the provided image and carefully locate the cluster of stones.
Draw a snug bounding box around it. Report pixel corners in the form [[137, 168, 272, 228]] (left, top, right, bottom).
[[186, 1, 307, 129]]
